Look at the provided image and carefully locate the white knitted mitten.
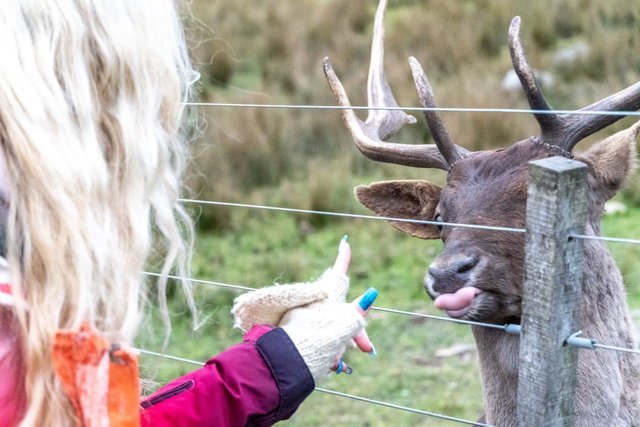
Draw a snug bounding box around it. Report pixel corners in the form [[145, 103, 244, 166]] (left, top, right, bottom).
[[279, 300, 364, 383], [231, 268, 365, 383], [231, 269, 350, 332]]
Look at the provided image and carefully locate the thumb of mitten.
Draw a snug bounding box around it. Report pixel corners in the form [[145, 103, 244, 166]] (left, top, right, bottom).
[[280, 301, 365, 384], [231, 269, 350, 332], [231, 282, 329, 332]]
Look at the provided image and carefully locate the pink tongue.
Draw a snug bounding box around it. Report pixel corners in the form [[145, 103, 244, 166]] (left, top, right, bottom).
[[434, 287, 480, 311]]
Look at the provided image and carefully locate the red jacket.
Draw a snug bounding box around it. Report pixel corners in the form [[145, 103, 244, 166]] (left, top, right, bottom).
[[140, 325, 315, 426]]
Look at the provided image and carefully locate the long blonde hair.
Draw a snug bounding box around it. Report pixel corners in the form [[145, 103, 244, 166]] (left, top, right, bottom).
[[0, 1, 196, 425]]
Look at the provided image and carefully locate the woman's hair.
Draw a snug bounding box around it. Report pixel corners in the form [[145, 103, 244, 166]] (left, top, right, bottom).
[[0, 1, 197, 425]]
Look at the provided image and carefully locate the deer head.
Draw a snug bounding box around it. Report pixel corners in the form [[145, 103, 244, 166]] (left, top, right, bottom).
[[324, 0, 640, 324]]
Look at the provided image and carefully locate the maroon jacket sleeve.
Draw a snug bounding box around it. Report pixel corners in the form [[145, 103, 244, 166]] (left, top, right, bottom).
[[139, 326, 315, 426]]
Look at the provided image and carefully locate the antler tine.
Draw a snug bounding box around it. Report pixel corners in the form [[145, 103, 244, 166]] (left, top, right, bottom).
[[366, 0, 416, 140], [323, 58, 447, 168], [508, 16, 562, 136], [509, 16, 640, 151], [409, 57, 469, 165], [561, 81, 640, 151], [322, 0, 448, 170]]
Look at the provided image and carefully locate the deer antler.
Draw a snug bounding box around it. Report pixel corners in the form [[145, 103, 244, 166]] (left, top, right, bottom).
[[408, 57, 469, 165], [323, 0, 456, 170], [508, 17, 561, 135], [509, 16, 640, 152]]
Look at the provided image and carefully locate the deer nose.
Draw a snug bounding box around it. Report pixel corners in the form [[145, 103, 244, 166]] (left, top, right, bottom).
[[427, 254, 479, 294]]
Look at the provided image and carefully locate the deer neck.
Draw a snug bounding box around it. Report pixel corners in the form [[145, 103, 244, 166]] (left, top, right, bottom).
[[579, 230, 635, 340], [472, 326, 519, 424], [470, 231, 639, 425]]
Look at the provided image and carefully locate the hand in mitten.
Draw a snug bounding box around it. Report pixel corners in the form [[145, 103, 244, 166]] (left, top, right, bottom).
[[231, 268, 349, 332], [231, 236, 377, 383], [278, 289, 377, 383]]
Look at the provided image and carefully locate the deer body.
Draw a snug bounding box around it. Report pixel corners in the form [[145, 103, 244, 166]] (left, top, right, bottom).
[[324, 1, 640, 424]]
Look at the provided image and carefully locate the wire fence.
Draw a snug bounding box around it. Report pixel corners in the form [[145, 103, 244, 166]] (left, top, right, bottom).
[[143, 96, 640, 424], [143, 184, 640, 421]]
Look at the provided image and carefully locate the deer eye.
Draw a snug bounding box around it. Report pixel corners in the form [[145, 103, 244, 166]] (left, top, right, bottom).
[[434, 213, 444, 232]]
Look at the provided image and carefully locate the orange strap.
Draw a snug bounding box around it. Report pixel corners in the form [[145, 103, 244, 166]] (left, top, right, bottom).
[[52, 323, 140, 427]]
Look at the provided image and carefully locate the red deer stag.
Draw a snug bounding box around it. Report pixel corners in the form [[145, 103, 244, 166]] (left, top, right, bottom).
[[323, 0, 640, 425]]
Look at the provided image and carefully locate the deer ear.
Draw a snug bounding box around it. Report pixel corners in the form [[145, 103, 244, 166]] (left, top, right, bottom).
[[576, 121, 640, 201], [355, 180, 442, 239]]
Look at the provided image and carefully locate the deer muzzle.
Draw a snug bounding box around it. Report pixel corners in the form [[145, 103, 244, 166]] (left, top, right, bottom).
[[425, 253, 483, 318]]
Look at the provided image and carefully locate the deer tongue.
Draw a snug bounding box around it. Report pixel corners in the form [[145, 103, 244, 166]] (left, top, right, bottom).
[[434, 287, 481, 317]]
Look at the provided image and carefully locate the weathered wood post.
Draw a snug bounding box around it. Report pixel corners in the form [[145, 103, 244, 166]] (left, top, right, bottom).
[[517, 156, 588, 426]]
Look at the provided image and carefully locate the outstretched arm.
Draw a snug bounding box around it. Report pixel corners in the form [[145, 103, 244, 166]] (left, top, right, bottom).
[[140, 237, 378, 426]]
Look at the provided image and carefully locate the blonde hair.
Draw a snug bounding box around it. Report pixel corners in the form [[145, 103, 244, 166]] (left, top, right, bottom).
[[0, 1, 197, 425]]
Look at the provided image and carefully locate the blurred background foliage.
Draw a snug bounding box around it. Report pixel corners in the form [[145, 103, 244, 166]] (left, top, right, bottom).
[[184, 0, 640, 232], [137, 1, 640, 425]]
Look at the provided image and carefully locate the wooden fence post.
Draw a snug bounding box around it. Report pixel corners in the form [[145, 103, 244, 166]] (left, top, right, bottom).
[[517, 156, 588, 426]]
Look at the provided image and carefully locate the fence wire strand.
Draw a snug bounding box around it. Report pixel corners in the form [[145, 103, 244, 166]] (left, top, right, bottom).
[[135, 347, 493, 427], [142, 271, 640, 356], [141, 271, 517, 331], [180, 198, 526, 234], [143, 271, 255, 292], [137, 348, 204, 366], [593, 343, 640, 355], [570, 233, 640, 246], [314, 387, 493, 427], [184, 101, 640, 118], [180, 198, 640, 245]]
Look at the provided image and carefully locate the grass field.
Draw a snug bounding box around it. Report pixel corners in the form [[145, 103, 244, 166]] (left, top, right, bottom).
[[137, 197, 640, 426]]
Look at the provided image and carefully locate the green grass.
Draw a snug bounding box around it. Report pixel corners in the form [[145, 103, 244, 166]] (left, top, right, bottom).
[[137, 198, 640, 426]]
